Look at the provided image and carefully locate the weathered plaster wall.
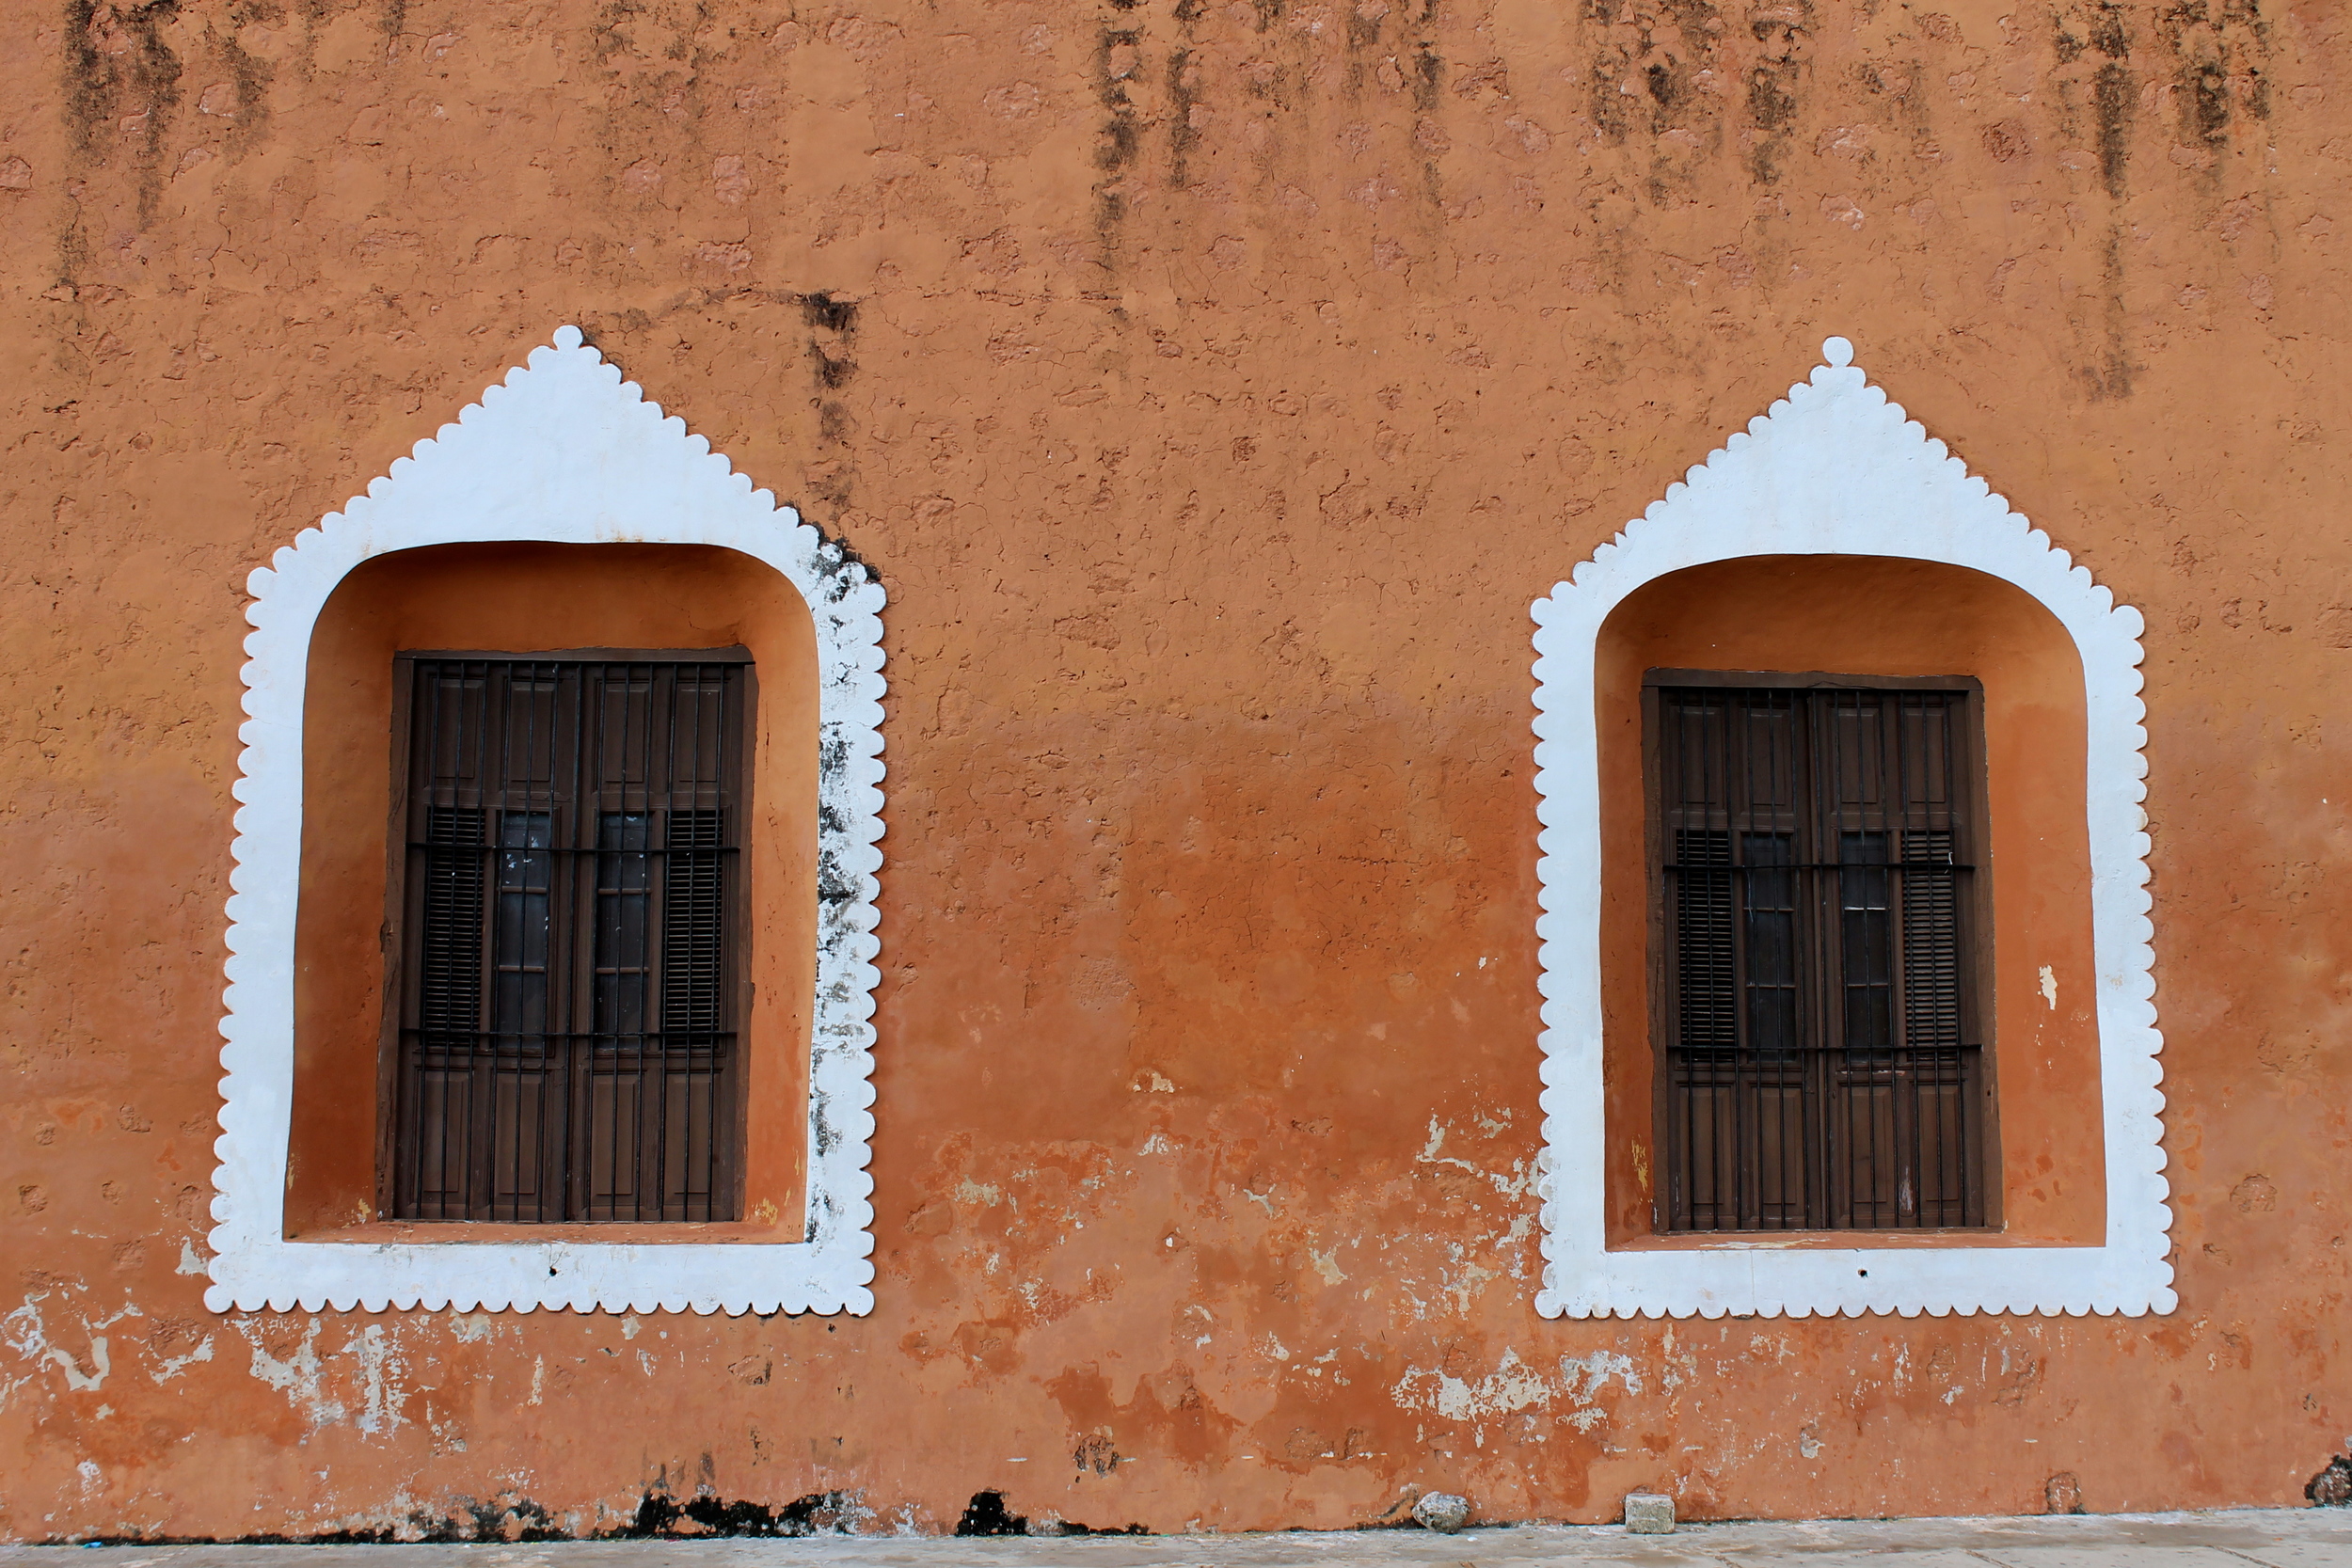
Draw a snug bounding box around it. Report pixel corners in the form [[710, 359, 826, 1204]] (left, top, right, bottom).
[[2, 0, 2347, 1539]]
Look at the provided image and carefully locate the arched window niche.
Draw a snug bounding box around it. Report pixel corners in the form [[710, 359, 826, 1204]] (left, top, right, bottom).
[[209, 328, 885, 1316], [288, 542, 820, 1246], [1530, 339, 2171, 1320]]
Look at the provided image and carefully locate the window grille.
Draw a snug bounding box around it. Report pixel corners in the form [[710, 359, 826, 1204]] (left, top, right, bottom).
[[1652, 679, 1989, 1232], [390, 654, 750, 1222]]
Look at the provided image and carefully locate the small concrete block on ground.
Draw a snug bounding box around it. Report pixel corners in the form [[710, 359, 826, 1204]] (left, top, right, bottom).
[[1622, 1494, 1676, 1535]]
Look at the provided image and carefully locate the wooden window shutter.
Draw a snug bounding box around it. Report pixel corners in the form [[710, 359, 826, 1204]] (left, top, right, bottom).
[[1652, 677, 1991, 1233], [389, 654, 751, 1223]]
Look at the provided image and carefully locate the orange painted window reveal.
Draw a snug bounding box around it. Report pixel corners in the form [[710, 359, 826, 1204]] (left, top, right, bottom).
[[288, 542, 820, 1243], [1594, 555, 2106, 1250]]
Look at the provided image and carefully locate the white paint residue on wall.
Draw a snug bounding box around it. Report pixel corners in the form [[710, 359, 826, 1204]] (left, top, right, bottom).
[[54, 1333, 108, 1390], [149, 1333, 215, 1384], [1392, 1344, 1642, 1435], [5, 1294, 114, 1395], [1436, 1349, 1551, 1422], [350, 1323, 406, 1435], [1562, 1348, 1642, 1402], [238, 1317, 347, 1431], [1415, 1116, 1469, 1169], [1416, 1117, 1529, 1196], [2040, 965, 2059, 1009], [1559, 1349, 1640, 1431]]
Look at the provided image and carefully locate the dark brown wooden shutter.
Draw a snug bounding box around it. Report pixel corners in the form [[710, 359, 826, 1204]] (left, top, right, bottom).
[[1654, 680, 1988, 1232], [389, 654, 750, 1223]]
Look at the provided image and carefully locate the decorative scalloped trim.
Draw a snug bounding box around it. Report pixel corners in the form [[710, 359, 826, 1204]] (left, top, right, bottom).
[[1530, 336, 2172, 1320], [208, 326, 884, 1316]]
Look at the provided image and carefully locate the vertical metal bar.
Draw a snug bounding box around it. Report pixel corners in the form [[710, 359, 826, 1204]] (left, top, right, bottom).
[[700, 664, 715, 1219], [1896, 693, 1916, 1227], [468, 661, 491, 1220], [409, 660, 432, 1219], [657, 661, 678, 1220], [537, 664, 555, 1222], [634, 662, 653, 1220], [511, 661, 531, 1222], [559, 664, 584, 1223], [1799, 689, 1824, 1229], [491, 660, 509, 1223], [691, 664, 709, 1220], [533, 662, 547, 1222], [412, 660, 433, 1220], [1729, 693, 1748, 1230]]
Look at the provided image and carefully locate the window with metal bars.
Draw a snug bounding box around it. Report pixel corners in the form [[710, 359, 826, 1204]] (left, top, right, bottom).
[[389, 652, 751, 1223], [1648, 673, 1992, 1233]]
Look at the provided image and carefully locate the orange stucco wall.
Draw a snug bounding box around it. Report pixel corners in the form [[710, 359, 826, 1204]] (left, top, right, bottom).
[[4, 0, 2349, 1541]]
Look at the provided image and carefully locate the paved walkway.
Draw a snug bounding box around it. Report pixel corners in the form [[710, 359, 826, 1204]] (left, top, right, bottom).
[[7, 1510, 2351, 1566]]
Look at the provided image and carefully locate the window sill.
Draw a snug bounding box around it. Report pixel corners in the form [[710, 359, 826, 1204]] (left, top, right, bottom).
[[1613, 1228, 2062, 1253], [287, 1219, 803, 1246]]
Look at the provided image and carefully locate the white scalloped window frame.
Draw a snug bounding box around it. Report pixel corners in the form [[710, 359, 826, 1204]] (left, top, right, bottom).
[[208, 327, 884, 1316], [1531, 338, 2172, 1320]]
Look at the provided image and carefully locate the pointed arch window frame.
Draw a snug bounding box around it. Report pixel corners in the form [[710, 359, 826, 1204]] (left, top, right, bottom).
[[207, 327, 885, 1316], [1530, 339, 2173, 1320]]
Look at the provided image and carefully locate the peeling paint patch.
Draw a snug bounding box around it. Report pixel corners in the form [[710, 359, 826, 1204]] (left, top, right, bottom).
[[235, 1318, 344, 1432], [5, 1293, 114, 1396], [147, 1326, 214, 1384]]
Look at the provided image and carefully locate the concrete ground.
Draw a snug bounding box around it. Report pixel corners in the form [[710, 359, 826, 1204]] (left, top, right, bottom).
[[6, 1511, 2352, 1566]]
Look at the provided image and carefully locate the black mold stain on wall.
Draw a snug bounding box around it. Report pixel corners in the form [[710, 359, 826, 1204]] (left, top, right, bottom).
[[801, 291, 859, 514], [2082, 225, 2135, 401], [2159, 0, 2270, 156], [213, 0, 277, 155], [2050, 0, 2135, 198], [1167, 43, 1200, 188], [954, 1489, 1028, 1535], [614, 1486, 865, 1537], [63, 0, 185, 235], [1093, 15, 1145, 270], [1743, 2, 1811, 185]]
